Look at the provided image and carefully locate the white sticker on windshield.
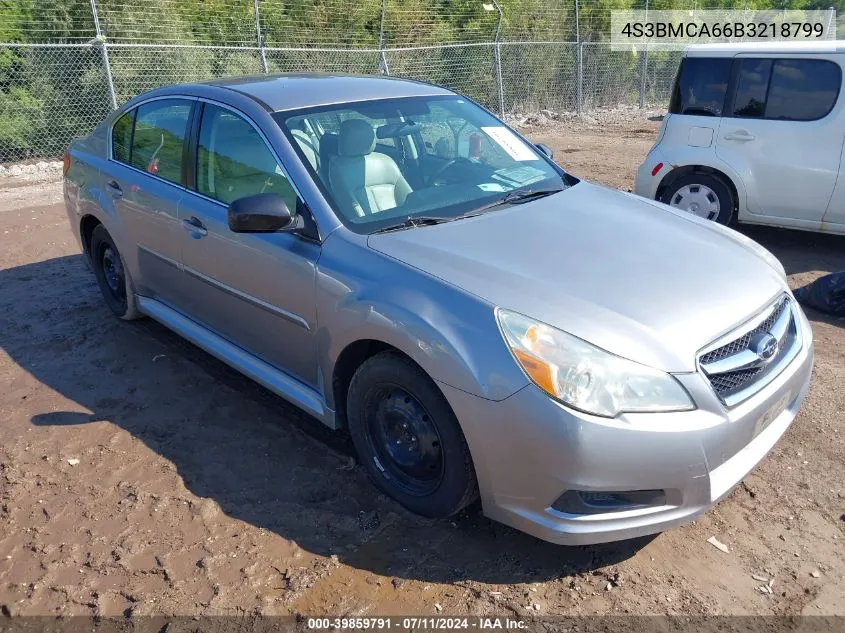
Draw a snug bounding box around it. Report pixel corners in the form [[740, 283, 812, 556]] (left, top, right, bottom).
[[492, 165, 547, 187], [481, 126, 538, 162]]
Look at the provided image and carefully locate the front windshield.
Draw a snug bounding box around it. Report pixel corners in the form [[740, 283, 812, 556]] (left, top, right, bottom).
[[274, 95, 568, 234]]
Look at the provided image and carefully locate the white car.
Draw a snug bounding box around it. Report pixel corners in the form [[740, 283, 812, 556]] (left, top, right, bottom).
[[635, 41, 845, 235]]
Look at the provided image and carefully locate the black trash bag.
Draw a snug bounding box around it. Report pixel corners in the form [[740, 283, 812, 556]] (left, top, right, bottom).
[[794, 271, 845, 317]]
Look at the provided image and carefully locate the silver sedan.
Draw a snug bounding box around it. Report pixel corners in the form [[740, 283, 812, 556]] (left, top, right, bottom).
[[63, 74, 813, 544]]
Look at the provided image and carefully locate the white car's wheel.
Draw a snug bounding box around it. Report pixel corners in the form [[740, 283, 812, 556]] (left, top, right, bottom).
[[661, 173, 734, 225]]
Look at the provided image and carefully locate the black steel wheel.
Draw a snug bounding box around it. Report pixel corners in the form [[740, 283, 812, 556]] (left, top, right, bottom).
[[364, 385, 444, 496], [90, 224, 140, 320], [347, 352, 478, 518]]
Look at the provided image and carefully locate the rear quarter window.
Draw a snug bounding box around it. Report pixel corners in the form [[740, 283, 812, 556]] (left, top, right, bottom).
[[111, 109, 135, 164], [669, 57, 733, 117]]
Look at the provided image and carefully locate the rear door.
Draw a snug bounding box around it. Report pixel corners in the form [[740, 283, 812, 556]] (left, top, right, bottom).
[[178, 102, 322, 387], [715, 55, 844, 225], [108, 97, 194, 309]]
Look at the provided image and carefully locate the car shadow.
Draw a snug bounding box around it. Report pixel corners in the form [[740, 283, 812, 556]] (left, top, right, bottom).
[[739, 224, 845, 277], [5, 254, 650, 586], [737, 225, 845, 328]]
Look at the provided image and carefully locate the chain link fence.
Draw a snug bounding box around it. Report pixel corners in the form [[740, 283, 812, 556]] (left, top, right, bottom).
[[0, 0, 684, 164]]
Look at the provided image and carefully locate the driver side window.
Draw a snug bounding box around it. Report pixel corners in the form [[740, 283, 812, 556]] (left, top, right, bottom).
[[196, 104, 298, 213]]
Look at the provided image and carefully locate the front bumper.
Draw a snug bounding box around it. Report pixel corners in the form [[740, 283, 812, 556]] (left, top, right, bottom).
[[441, 308, 814, 546]]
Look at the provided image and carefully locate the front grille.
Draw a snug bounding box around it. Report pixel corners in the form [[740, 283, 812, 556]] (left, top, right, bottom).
[[700, 296, 790, 366], [709, 367, 763, 393], [698, 294, 799, 406]]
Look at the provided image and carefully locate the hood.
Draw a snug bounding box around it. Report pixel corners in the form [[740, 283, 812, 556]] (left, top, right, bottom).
[[367, 182, 787, 372]]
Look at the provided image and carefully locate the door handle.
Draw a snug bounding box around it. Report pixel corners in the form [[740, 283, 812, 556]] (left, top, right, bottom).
[[106, 180, 123, 197], [181, 216, 208, 237], [723, 130, 755, 142]]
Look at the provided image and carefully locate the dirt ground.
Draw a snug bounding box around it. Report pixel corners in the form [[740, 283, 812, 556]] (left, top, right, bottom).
[[1, 117, 843, 619]]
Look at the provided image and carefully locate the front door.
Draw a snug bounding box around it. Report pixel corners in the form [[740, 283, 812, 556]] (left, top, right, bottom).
[[178, 102, 321, 388], [715, 55, 843, 226]]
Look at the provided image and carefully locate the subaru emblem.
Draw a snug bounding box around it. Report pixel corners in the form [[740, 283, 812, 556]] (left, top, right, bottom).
[[750, 332, 778, 363]]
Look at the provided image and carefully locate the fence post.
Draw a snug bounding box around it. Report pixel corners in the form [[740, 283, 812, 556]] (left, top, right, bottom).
[[638, 0, 649, 108], [577, 42, 583, 114], [89, 0, 117, 110], [254, 0, 268, 73], [486, 0, 505, 117], [378, 0, 390, 74], [494, 43, 505, 117], [574, 0, 581, 114], [639, 49, 649, 108]]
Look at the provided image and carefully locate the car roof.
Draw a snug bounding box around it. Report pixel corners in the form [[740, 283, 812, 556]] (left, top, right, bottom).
[[200, 73, 455, 112], [685, 40, 845, 56]]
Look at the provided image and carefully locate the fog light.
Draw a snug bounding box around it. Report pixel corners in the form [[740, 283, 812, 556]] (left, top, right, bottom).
[[552, 489, 666, 515]]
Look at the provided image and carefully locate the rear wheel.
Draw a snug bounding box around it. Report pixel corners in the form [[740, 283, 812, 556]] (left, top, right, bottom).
[[346, 352, 478, 518], [90, 225, 141, 320], [660, 172, 734, 225]]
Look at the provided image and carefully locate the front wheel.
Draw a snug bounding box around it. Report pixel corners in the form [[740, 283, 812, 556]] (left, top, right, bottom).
[[346, 352, 478, 518], [660, 173, 734, 225]]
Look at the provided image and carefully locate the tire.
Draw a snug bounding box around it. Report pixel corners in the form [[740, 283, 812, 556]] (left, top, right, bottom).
[[346, 351, 478, 518], [90, 225, 141, 320], [660, 172, 734, 225]]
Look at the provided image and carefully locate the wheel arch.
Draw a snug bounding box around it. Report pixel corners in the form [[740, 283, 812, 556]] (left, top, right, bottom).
[[332, 339, 402, 429], [79, 214, 104, 264], [656, 165, 741, 215], [322, 300, 529, 427]]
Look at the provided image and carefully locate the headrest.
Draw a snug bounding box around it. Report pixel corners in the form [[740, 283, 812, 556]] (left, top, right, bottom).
[[320, 132, 339, 156], [338, 118, 376, 156]]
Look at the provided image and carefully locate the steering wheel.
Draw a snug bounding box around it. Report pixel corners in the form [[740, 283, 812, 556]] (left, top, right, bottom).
[[428, 157, 473, 186]]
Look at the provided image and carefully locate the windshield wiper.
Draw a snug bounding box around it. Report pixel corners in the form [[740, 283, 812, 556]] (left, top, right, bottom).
[[370, 187, 564, 234], [371, 215, 454, 234], [463, 186, 565, 217]]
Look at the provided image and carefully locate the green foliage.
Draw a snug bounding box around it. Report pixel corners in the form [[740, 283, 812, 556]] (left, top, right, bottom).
[[0, 85, 42, 158], [1, 0, 841, 161]]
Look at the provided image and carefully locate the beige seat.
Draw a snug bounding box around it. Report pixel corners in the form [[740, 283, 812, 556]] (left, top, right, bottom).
[[328, 118, 412, 218]]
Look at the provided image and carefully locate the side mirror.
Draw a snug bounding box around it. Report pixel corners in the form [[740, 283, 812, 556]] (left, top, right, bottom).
[[535, 143, 554, 160], [228, 193, 301, 233]]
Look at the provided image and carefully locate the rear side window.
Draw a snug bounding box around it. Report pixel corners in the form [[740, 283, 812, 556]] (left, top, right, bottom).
[[731, 58, 841, 121], [733, 59, 772, 118], [128, 99, 192, 184], [669, 57, 732, 117]]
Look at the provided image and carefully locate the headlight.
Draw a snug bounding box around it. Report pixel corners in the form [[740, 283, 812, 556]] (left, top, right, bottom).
[[496, 309, 694, 417]]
